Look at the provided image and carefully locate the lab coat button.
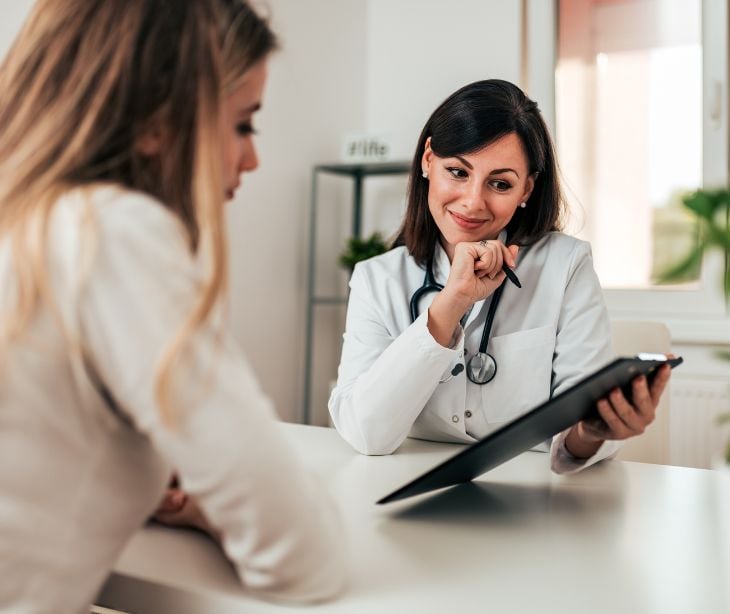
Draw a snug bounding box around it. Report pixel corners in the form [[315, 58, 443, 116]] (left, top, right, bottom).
[[465, 410, 473, 418], [452, 415, 459, 423]]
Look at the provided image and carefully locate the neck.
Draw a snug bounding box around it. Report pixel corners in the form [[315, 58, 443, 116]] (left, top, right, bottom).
[[441, 238, 456, 263]]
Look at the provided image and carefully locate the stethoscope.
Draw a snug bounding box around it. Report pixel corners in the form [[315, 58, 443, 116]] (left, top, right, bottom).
[[410, 259, 506, 385]]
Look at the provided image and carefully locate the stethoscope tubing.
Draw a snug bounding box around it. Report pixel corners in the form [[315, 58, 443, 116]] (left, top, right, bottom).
[[409, 259, 443, 323], [410, 259, 507, 384]]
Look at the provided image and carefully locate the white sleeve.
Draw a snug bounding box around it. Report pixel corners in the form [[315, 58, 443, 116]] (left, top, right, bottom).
[[549, 241, 622, 474], [78, 193, 345, 603], [328, 263, 461, 455]]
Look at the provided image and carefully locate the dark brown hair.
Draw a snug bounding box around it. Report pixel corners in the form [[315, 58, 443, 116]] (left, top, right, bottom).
[[393, 79, 565, 265]]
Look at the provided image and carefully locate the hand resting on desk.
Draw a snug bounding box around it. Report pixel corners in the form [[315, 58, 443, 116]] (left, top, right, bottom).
[[152, 480, 220, 542]]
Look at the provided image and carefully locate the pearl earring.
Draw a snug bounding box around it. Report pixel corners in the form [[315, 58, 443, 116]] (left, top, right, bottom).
[[520, 202, 527, 208], [422, 171, 429, 179]]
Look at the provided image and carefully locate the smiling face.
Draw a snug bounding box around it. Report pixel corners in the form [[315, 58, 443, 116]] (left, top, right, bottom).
[[220, 59, 268, 200], [422, 132, 535, 260]]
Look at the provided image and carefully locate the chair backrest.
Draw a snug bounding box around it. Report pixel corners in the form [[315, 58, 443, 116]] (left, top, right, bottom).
[[611, 320, 671, 464]]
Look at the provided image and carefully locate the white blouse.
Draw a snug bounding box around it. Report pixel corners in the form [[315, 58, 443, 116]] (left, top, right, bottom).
[[329, 232, 621, 472], [0, 185, 345, 613]]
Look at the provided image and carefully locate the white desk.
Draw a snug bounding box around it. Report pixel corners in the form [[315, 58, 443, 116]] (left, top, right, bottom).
[[98, 424, 730, 613]]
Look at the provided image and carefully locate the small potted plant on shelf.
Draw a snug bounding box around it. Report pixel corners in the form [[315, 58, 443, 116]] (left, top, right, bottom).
[[339, 232, 388, 273], [661, 187, 730, 466]]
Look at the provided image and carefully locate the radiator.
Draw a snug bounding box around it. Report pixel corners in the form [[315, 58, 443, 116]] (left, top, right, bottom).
[[669, 378, 730, 469]]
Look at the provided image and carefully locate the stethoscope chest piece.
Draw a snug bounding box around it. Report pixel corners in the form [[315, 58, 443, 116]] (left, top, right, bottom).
[[466, 351, 497, 384]]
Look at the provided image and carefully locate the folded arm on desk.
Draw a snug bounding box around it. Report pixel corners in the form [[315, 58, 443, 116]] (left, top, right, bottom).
[[79, 192, 346, 603]]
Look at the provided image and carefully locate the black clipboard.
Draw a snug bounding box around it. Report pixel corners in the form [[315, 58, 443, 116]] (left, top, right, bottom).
[[377, 355, 683, 505]]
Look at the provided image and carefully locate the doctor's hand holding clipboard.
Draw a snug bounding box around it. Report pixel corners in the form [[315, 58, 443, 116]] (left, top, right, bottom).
[[566, 359, 673, 459], [328, 79, 672, 473]]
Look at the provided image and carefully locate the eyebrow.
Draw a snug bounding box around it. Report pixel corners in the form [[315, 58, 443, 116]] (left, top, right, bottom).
[[455, 155, 473, 169], [454, 156, 520, 178], [238, 102, 262, 116], [490, 167, 520, 178]]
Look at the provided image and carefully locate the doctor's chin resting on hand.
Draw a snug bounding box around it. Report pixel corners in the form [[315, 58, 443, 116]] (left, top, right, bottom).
[[328, 79, 671, 472]]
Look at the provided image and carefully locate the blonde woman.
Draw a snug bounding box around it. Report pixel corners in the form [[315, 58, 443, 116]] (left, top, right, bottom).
[[0, 0, 344, 610]]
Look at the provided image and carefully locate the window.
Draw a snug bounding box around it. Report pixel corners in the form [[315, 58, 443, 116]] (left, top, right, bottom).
[[525, 0, 729, 341], [556, 0, 702, 289]]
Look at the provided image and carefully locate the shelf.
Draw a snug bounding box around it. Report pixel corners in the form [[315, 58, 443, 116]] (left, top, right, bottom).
[[315, 161, 411, 177], [302, 160, 411, 424]]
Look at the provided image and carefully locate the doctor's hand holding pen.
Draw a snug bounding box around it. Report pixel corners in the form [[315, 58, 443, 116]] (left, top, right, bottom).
[[427, 239, 519, 347]]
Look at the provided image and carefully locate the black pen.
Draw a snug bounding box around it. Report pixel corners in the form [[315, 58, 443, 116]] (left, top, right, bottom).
[[502, 264, 521, 288]]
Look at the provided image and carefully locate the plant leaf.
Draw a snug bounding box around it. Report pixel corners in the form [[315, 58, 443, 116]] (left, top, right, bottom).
[[339, 232, 388, 270], [715, 348, 730, 362], [682, 190, 718, 220], [657, 244, 704, 284], [705, 222, 730, 251]]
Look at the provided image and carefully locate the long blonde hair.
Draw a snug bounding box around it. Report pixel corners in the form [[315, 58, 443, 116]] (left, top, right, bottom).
[[0, 0, 277, 423]]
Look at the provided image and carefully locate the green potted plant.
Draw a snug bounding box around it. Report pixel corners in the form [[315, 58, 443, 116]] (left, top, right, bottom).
[[661, 187, 730, 464], [338, 232, 388, 272]]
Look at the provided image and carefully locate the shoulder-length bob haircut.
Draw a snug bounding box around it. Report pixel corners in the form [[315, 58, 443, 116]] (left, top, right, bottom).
[[394, 79, 566, 265], [0, 0, 277, 423]]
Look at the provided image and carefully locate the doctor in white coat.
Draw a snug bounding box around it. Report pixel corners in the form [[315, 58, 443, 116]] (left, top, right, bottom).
[[329, 79, 671, 472]]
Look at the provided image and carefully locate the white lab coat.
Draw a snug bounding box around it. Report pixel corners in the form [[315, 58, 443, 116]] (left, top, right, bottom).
[[328, 231, 622, 473]]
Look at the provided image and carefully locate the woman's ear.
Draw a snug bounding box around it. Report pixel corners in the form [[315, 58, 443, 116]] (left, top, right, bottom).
[[421, 136, 433, 177], [521, 172, 537, 203], [135, 126, 165, 157]]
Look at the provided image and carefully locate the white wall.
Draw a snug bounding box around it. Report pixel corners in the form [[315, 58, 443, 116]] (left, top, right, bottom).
[[360, 0, 523, 245], [366, 0, 522, 159], [0, 2, 33, 58]]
